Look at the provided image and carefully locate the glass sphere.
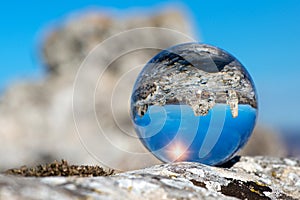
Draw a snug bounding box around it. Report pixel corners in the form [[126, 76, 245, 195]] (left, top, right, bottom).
[[130, 43, 257, 165]]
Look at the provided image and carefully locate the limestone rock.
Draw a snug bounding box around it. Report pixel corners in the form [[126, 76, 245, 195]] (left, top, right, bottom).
[[1, 156, 299, 199]]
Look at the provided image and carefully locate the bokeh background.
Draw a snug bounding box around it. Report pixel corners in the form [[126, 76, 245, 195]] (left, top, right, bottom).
[[0, 0, 299, 170]]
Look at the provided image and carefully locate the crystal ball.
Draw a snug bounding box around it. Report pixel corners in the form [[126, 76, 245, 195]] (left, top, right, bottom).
[[130, 43, 257, 165]]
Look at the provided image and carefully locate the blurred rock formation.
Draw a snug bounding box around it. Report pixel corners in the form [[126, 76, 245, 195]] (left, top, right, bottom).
[[240, 126, 287, 157], [0, 9, 194, 170], [0, 8, 288, 171]]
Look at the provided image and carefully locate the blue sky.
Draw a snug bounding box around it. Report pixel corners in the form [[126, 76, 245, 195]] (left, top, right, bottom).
[[0, 0, 300, 130]]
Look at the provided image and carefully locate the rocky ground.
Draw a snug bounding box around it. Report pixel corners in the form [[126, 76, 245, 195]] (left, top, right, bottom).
[[1, 156, 299, 199]]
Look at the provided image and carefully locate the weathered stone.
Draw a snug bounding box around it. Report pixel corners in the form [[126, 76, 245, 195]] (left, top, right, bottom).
[[0, 157, 299, 199]]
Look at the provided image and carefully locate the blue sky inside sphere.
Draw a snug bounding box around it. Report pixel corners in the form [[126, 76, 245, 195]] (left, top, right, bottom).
[[0, 0, 299, 130]]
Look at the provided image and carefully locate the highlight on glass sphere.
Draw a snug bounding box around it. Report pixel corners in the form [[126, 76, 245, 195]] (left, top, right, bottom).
[[130, 43, 257, 165]]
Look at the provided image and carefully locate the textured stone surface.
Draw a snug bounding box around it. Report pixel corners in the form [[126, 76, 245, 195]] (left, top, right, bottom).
[[1, 157, 299, 199]]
